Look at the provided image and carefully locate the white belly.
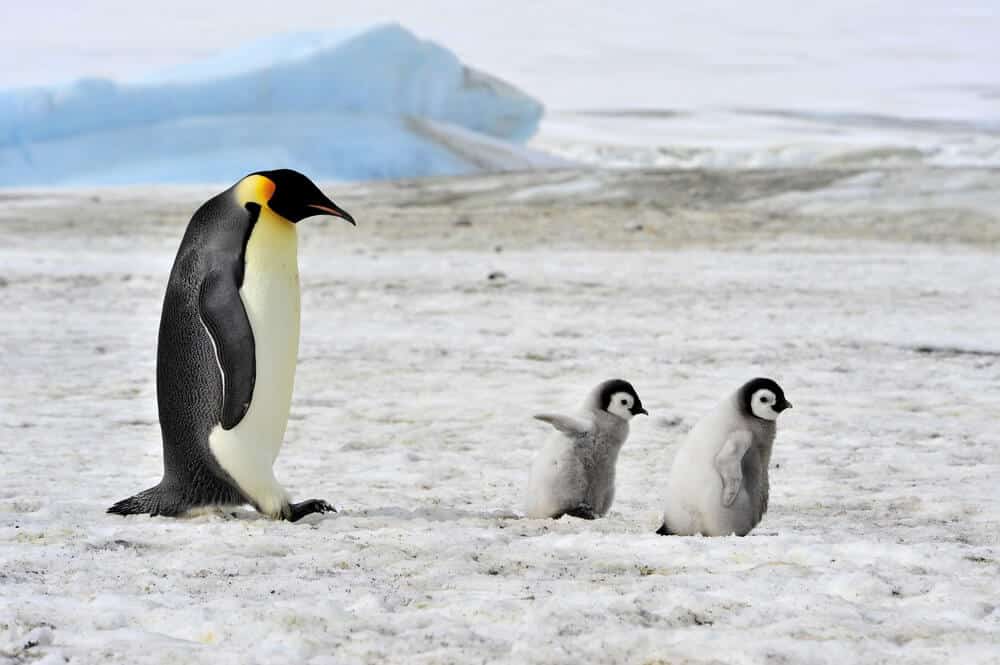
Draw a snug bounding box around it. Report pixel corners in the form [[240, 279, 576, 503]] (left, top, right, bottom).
[[526, 435, 582, 518], [209, 209, 300, 517]]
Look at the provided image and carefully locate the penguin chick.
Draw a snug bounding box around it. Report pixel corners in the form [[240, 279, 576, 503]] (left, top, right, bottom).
[[526, 379, 648, 520], [108, 169, 355, 522], [657, 377, 791, 537]]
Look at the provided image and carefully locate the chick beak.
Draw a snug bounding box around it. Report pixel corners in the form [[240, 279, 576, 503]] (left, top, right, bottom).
[[634, 406, 649, 416]]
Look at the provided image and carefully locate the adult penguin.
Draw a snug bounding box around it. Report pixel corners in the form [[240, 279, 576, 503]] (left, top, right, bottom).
[[109, 169, 355, 522]]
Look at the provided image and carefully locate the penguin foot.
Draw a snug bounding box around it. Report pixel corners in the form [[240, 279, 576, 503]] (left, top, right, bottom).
[[107, 486, 178, 517], [107, 496, 149, 516], [564, 505, 597, 520], [287, 499, 337, 523], [655, 523, 674, 536]]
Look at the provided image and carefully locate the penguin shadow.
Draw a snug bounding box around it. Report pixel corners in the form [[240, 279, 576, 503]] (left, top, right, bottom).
[[151, 506, 522, 525], [337, 506, 522, 523], [174, 506, 338, 524]]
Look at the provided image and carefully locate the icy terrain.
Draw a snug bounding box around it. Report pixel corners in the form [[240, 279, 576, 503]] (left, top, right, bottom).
[[1, 168, 998, 663], [6, 2, 1000, 173], [0, 24, 548, 186]]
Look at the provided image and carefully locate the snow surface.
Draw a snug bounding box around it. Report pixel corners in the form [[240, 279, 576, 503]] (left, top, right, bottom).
[[0, 24, 546, 186], [1, 168, 998, 664], [536, 108, 1000, 171]]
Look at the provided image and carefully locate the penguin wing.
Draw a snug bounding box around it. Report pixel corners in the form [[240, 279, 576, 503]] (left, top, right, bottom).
[[198, 269, 255, 429], [534, 413, 591, 437], [715, 430, 753, 507]]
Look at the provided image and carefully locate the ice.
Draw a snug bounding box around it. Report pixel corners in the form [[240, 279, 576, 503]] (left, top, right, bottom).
[[0, 169, 997, 663], [0, 23, 545, 186]]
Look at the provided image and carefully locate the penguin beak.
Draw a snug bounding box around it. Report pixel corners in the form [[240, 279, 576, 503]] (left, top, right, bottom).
[[777, 400, 792, 412], [633, 406, 649, 416], [307, 202, 356, 225]]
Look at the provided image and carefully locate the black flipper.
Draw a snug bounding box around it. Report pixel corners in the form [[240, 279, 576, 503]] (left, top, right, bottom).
[[198, 270, 255, 430], [287, 499, 336, 522], [656, 523, 673, 536]]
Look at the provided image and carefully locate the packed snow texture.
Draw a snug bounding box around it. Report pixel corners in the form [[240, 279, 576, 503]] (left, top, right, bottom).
[[1, 168, 998, 664], [0, 24, 547, 186]]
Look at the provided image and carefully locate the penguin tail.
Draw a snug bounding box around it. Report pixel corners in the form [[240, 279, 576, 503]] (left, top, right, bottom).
[[107, 486, 169, 517], [655, 522, 674, 536]]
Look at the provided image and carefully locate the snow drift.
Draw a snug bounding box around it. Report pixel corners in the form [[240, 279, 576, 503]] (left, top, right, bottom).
[[0, 24, 553, 186]]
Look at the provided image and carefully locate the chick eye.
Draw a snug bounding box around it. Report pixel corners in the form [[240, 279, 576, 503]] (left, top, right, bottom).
[[760, 395, 770, 403], [620, 398, 628, 405]]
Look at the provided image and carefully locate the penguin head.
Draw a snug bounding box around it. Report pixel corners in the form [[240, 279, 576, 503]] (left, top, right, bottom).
[[595, 379, 648, 421], [740, 377, 792, 421], [241, 169, 356, 225]]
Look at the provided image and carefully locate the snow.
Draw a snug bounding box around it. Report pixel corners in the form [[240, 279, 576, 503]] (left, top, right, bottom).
[[535, 109, 1000, 171], [1, 168, 998, 663], [0, 24, 545, 186], [2, 5, 997, 661]]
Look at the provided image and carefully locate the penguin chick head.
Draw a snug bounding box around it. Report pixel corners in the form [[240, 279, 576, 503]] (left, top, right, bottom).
[[593, 379, 648, 421], [240, 169, 356, 225], [740, 377, 792, 421]]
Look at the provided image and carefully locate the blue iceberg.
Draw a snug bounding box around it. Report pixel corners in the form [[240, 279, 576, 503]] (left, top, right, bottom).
[[0, 24, 553, 186]]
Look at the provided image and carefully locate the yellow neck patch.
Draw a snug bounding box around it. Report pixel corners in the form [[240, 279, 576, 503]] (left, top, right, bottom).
[[233, 174, 298, 261], [235, 174, 277, 209]]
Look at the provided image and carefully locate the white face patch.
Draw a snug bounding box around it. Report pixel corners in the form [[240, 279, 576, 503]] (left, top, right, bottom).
[[750, 389, 780, 421], [607, 391, 636, 421]]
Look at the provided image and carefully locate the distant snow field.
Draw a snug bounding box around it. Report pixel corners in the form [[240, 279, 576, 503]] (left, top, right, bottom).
[[1, 168, 997, 664]]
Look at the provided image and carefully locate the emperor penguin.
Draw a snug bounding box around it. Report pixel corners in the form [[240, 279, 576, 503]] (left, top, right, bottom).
[[109, 169, 355, 522], [526, 379, 648, 520], [657, 378, 791, 537]]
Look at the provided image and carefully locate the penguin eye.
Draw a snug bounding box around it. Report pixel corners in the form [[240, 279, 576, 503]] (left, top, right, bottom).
[[760, 395, 770, 403], [620, 398, 628, 405]]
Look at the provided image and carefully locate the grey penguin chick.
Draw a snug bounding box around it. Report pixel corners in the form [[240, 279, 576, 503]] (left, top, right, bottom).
[[108, 169, 355, 522], [657, 377, 791, 537], [526, 379, 648, 519]]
